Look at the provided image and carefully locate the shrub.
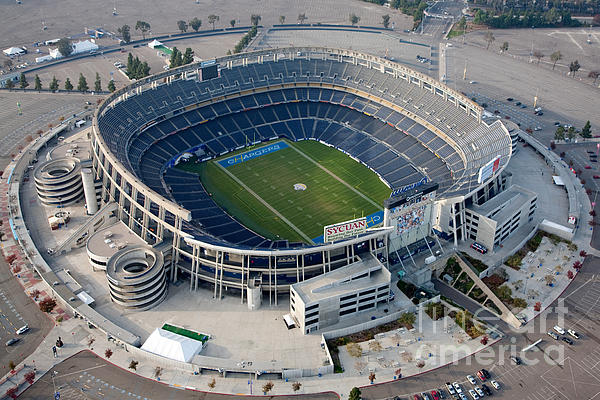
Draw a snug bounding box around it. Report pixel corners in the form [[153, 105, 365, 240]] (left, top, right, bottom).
[[8, 361, 16, 371], [128, 360, 138, 370], [5, 387, 17, 399], [262, 381, 274, 394], [534, 302, 542, 312], [24, 370, 35, 384], [480, 336, 488, 345], [105, 349, 113, 359], [512, 298, 527, 309], [208, 378, 216, 389], [398, 312, 416, 327]]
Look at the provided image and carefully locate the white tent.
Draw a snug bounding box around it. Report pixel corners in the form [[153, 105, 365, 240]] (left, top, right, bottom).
[[3, 47, 24, 56], [141, 328, 203, 363], [50, 40, 99, 59], [148, 39, 163, 49]]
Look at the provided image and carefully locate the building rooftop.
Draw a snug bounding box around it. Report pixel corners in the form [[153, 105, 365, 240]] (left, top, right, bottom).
[[468, 184, 536, 224], [292, 254, 390, 304], [87, 221, 147, 259], [48, 139, 92, 162]]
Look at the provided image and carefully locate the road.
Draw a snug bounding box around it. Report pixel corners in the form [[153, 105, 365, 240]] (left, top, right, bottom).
[[360, 256, 600, 400], [0, 256, 54, 374], [22, 350, 339, 400]]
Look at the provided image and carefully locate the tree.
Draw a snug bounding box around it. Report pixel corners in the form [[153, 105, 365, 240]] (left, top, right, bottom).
[[250, 14, 261, 26], [34, 75, 42, 91], [382, 14, 391, 28], [298, 13, 307, 24], [57, 38, 72, 57], [346, 342, 363, 358], [190, 17, 202, 32], [550, 51, 562, 70], [398, 312, 415, 327], [177, 20, 188, 33], [569, 60, 581, 77], [230, 19, 236, 28], [262, 381, 274, 394], [39, 297, 56, 313], [77, 73, 88, 92], [8, 361, 16, 371], [581, 121, 592, 138], [128, 360, 139, 370], [208, 14, 219, 30], [279, 15, 286, 24], [484, 31, 495, 50], [500, 41, 509, 53], [568, 270, 574, 279], [567, 126, 577, 141], [292, 382, 301, 392], [94, 72, 101, 92], [24, 370, 35, 384], [544, 274, 555, 285], [512, 298, 527, 308], [182, 48, 194, 65], [580, 250, 588, 257], [533, 50, 544, 64], [480, 336, 489, 345], [554, 126, 565, 141], [50, 76, 59, 91], [108, 80, 116, 92], [368, 372, 376, 384], [456, 16, 467, 33], [118, 24, 131, 43], [350, 13, 361, 26], [588, 71, 600, 85], [5, 79, 14, 90], [135, 21, 151, 39], [208, 378, 216, 389], [349, 387, 361, 400], [64, 77, 73, 91], [416, 360, 426, 369], [19, 72, 28, 88], [105, 349, 113, 358], [170, 47, 183, 68]]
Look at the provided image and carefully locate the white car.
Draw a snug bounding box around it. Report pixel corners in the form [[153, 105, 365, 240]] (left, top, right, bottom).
[[567, 329, 580, 339], [468, 389, 480, 400], [453, 382, 463, 393], [475, 386, 484, 397], [553, 325, 565, 335], [16, 325, 29, 335], [547, 331, 559, 340], [467, 375, 477, 385], [490, 380, 500, 390], [460, 394, 468, 400]]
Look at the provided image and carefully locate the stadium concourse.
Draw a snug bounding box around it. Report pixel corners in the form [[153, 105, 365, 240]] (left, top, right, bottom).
[[91, 46, 512, 302]]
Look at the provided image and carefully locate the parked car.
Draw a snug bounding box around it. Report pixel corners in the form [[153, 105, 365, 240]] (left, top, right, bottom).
[[467, 375, 477, 385], [562, 336, 574, 345], [554, 325, 566, 335], [453, 382, 463, 393], [593, 176, 600, 179], [413, 394, 423, 400], [475, 387, 484, 397], [481, 369, 491, 379], [548, 331, 559, 340], [5, 338, 19, 346], [446, 382, 456, 395], [481, 384, 492, 395], [567, 329, 580, 339], [506, 97, 513, 101], [585, 165, 592, 169], [490, 380, 501, 390], [468, 389, 479, 400], [515, 101, 522, 106], [430, 390, 441, 400], [16, 325, 29, 335], [510, 356, 522, 365], [477, 370, 486, 381], [421, 393, 431, 400]]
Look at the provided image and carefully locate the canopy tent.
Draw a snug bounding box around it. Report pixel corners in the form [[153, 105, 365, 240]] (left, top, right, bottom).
[[141, 328, 203, 362], [3, 47, 24, 56], [50, 40, 98, 59], [148, 39, 163, 49]]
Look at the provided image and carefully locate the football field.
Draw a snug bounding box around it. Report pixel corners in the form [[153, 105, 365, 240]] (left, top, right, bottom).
[[179, 140, 391, 243]]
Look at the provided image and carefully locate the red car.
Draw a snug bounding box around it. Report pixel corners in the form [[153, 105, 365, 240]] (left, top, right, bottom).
[[430, 390, 441, 400], [477, 370, 487, 381], [594, 175, 600, 179], [585, 165, 592, 169]]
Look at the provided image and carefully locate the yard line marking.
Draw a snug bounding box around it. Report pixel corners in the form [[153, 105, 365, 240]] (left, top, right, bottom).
[[215, 161, 314, 243], [287, 141, 381, 209]]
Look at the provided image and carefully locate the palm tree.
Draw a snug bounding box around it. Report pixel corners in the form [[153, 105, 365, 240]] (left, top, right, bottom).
[[484, 31, 495, 50], [550, 51, 562, 70]]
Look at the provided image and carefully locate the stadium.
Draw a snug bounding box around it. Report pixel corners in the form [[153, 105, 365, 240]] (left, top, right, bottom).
[[91, 46, 513, 307]]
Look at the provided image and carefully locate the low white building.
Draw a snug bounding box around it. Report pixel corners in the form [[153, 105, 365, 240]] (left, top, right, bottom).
[[3, 47, 25, 57], [290, 254, 391, 334], [50, 39, 99, 59]]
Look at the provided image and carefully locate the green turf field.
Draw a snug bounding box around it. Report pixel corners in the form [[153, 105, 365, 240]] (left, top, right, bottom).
[[178, 140, 391, 242]]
